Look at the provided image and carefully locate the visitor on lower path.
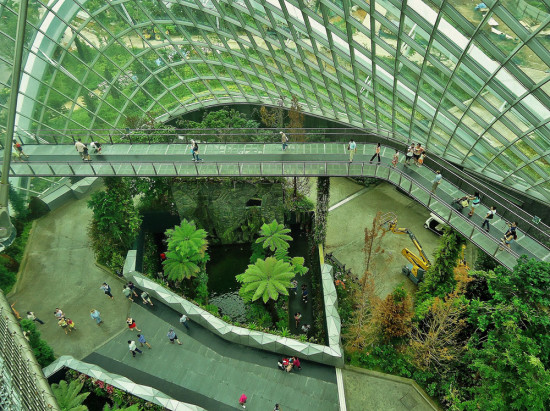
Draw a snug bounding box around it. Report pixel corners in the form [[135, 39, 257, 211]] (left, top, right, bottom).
[[294, 312, 302, 327], [167, 329, 182, 345], [127, 317, 141, 332], [369, 142, 381, 163], [137, 334, 152, 349], [127, 281, 139, 297], [481, 206, 496, 232], [58, 318, 70, 334], [27, 311, 44, 324], [100, 282, 114, 300], [179, 314, 190, 330], [301, 285, 309, 304], [122, 285, 134, 302], [291, 356, 302, 370], [141, 291, 154, 306], [430, 171, 442, 194], [289, 279, 298, 295], [66, 318, 76, 332], [128, 340, 143, 357], [90, 309, 102, 326], [239, 393, 247, 409], [274, 404, 281, 411], [54, 308, 64, 320]]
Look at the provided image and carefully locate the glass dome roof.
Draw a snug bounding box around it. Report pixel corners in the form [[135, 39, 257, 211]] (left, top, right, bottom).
[[0, 0, 549, 200]]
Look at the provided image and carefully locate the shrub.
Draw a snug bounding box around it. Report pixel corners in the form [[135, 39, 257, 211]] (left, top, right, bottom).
[[20, 319, 55, 367]]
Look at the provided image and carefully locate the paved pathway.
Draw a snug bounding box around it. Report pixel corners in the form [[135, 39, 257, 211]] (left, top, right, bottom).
[[85, 299, 339, 410], [7, 188, 131, 360]]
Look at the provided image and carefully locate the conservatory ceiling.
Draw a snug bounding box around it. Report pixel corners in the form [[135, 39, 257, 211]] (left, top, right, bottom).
[[0, 0, 549, 200]]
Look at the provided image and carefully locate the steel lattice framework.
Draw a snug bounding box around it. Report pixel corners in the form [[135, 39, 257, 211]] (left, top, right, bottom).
[[0, 0, 549, 199]]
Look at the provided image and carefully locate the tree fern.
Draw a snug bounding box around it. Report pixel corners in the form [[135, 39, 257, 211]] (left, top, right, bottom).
[[236, 257, 295, 303], [255, 220, 292, 252], [51, 380, 89, 411]]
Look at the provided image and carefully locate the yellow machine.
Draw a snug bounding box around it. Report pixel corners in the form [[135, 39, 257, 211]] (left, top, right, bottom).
[[382, 213, 431, 284]]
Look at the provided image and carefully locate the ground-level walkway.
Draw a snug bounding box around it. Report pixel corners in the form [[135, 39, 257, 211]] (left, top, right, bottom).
[[84, 301, 338, 410]]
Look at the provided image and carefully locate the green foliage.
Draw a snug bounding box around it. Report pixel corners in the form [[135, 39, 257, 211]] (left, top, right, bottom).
[[474, 249, 499, 271], [51, 380, 89, 411], [178, 108, 259, 131], [255, 220, 292, 252], [0, 219, 33, 293], [417, 228, 466, 302], [87, 178, 141, 269], [249, 241, 266, 264], [314, 177, 330, 245], [9, 185, 30, 220], [163, 219, 209, 281], [20, 319, 55, 367], [236, 257, 295, 303], [193, 271, 209, 305]]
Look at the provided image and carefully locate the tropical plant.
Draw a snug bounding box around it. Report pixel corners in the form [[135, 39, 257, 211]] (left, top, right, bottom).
[[51, 380, 89, 411], [103, 404, 140, 411], [314, 177, 330, 245], [377, 285, 414, 340], [255, 220, 292, 252], [20, 319, 55, 367], [163, 219, 209, 281], [236, 256, 295, 323]]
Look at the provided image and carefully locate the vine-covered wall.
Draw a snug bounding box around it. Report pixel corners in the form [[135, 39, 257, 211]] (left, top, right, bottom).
[[172, 179, 284, 244]]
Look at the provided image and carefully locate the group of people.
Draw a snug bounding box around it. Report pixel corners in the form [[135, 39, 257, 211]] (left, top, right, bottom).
[[405, 143, 426, 167], [277, 356, 302, 373], [54, 308, 76, 334], [74, 138, 101, 161]]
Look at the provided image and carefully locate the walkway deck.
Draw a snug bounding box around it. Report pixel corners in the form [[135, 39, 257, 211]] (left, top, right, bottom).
[[5, 142, 548, 270], [84, 301, 339, 411]]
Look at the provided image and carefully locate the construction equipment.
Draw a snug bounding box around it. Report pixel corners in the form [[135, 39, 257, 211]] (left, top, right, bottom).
[[382, 212, 431, 284]]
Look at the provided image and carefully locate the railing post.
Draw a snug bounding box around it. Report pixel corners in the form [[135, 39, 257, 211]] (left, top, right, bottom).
[[67, 162, 75, 176]]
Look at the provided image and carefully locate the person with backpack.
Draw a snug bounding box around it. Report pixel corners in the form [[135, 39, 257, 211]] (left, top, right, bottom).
[[13, 139, 29, 160], [481, 206, 496, 232]]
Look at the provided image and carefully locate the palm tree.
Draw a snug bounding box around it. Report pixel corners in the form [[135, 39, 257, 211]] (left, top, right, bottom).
[[236, 256, 295, 323], [163, 219, 209, 281], [51, 380, 89, 411], [256, 220, 292, 252]]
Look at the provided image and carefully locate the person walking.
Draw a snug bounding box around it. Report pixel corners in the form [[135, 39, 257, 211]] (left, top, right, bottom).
[[291, 356, 302, 370], [468, 192, 481, 218], [65, 318, 76, 332], [27, 311, 44, 324], [294, 312, 302, 328], [413, 143, 424, 165], [274, 404, 281, 411], [179, 314, 190, 330], [13, 139, 29, 160], [122, 284, 135, 302], [301, 285, 309, 304], [54, 308, 64, 320], [127, 281, 139, 298], [140, 291, 154, 306], [167, 329, 182, 345], [75, 139, 86, 159], [58, 318, 70, 334], [90, 309, 102, 326], [100, 282, 114, 300], [417, 152, 425, 167], [430, 171, 442, 194], [280, 131, 289, 151], [391, 149, 399, 167], [500, 231, 517, 251], [90, 141, 102, 153], [404, 143, 414, 166], [137, 334, 152, 349], [190, 139, 197, 161], [289, 279, 298, 296], [369, 142, 381, 163], [505, 221, 518, 237], [238, 393, 247, 409], [128, 340, 143, 357], [127, 317, 141, 332], [192, 140, 203, 162], [481, 206, 496, 232], [348, 139, 357, 163]]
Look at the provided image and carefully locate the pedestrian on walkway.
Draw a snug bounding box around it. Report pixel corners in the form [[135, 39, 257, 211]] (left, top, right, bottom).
[[291, 356, 302, 370], [417, 152, 425, 167], [391, 150, 399, 167], [301, 324, 311, 333], [468, 192, 481, 218], [122, 284, 134, 302], [505, 221, 518, 237], [301, 285, 309, 304], [193, 141, 203, 161], [127, 281, 139, 298], [369, 142, 381, 163], [281, 131, 289, 151], [140, 291, 154, 306], [13, 139, 29, 160], [289, 279, 298, 296], [274, 404, 281, 411], [100, 282, 114, 300], [54, 308, 64, 320], [65, 318, 76, 332], [239, 393, 247, 409], [137, 334, 152, 349], [481, 206, 496, 232], [90, 141, 102, 153], [128, 340, 143, 357], [127, 317, 141, 332], [404, 143, 414, 166], [431, 171, 442, 194], [413, 143, 424, 165], [58, 318, 70, 334], [27, 311, 44, 324], [167, 329, 182, 344], [190, 139, 197, 161], [347, 139, 357, 163], [179, 314, 190, 330], [90, 309, 102, 326], [75, 139, 86, 159], [500, 231, 517, 251], [294, 312, 302, 327]]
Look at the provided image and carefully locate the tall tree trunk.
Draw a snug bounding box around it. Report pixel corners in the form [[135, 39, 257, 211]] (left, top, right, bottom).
[[266, 299, 280, 325]]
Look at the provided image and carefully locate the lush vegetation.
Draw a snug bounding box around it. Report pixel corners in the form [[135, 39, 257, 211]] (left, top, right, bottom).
[[59, 369, 163, 410], [20, 319, 55, 367], [341, 223, 550, 410]]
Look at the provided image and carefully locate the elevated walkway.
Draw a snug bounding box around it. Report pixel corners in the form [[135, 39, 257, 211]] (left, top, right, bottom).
[[2, 142, 549, 270]]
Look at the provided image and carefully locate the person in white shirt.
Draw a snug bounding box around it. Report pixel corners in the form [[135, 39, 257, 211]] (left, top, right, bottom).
[[179, 314, 190, 330], [481, 206, 496, 233], [128, 340, 143, 357], [348, 139, 357, 162], [74, 139, 86, 159]]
